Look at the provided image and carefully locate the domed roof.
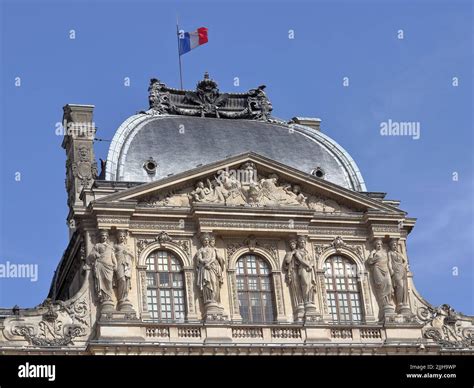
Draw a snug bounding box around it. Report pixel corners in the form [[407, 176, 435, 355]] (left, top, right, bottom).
[[105, 75, 366, 191]]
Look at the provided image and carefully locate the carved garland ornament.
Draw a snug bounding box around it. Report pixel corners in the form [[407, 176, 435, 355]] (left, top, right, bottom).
[[226, 236, 278, 266], [313, 236, 364, 259], [136, 232, 190, 257]]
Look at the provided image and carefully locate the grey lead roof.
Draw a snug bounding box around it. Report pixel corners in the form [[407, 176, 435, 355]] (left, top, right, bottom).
[[105, 115, 366, 191]]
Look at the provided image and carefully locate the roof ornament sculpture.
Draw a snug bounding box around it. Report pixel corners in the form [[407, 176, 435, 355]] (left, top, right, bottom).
[[146, 72, 273, 120]]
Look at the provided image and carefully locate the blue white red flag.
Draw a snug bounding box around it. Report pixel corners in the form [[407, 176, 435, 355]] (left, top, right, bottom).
[[178, 27, 208, 55]]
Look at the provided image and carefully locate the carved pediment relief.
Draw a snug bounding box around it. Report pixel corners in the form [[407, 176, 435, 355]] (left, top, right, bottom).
[[137, 162, 355, 213]]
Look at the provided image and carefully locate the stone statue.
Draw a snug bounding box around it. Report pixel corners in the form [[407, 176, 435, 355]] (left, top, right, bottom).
[[89, 230, 117, 311], [284, 236, 318, 320], [214, 171, 245, 205], [388, 239, 410, 314], [195, 233, 226, 320], [248, 84, 273, 120], [283, 239, 303, 318], [191, 180, 215, 202], [283, 184, 307, 205], [148, 78, 170, 113], [366, 238, 394, 318], [114, 230, 134, 312]]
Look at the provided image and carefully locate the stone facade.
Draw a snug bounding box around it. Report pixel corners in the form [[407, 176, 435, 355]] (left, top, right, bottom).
[[1, 75, 472, 355]]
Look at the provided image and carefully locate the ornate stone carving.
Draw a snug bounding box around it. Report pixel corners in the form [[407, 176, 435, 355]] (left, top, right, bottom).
[[131, 221, 193, 230], [226, 236, 278, 266], [310, 227, 366, 237], [372, 225, 400, 234], [188, 169, 350, 210], [248, 85, 273, 121], [114, 230, 135, 312], [72, 146, 97, 193], [183, 72, 229, 117], [362, 275, 374, 318], [201, 219, 308, 231], [195, 233, 226, 320], [9, 281, 90, 347], [366, 238, 394, 320], [228, 271, 240, 316], [96, 217, 130, 224], [283, 236, 319, 321], [185, 271, 194, 313], [418, 305, 474, 349], [145, 73, 273, 121], [137, 165, 354, 213], [316, 272, 329, 315], [388, 239, 410, 315], [156, 231, 172, 244], [273, 273, 284, 316], [140, 270, 148, 313], [138, 190, 190, 207], [313, 236, 364, 259], [148, 78, 171, 113], [88, 230, 116, 312], [177, 239, 190, 255], [136, 232, 189, 259]]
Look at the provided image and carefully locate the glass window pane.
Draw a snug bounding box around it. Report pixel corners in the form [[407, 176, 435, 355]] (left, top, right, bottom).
[[145, 250, 185, 321], [324, 255, 363, 323], [236, 255, 275, 323]]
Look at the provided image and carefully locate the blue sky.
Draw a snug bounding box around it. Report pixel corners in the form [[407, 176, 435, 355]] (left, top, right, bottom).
[[0, 0, 472, 315]]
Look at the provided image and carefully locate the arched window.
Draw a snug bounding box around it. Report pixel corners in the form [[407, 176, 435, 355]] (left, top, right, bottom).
[[145, 250, 185, 321], [236, 254, 275, 323], [324, 255, 363, 323]]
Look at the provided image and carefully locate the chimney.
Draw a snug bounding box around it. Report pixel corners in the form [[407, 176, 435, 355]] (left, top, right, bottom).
[[61, 104, 97, 213], [290, 117, 321, 131]]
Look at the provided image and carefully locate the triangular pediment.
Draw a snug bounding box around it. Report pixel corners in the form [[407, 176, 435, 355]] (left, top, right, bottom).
[[95, 152, 404, 214]]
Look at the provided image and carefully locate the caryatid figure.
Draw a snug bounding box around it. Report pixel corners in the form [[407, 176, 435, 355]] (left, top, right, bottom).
[[89, 230, 117, 311], [388, 239, 410, 314], [114, 230, 134, 311], [284, 236, 318, 320], [294, 236, 317, 306], [283, 239, 304, 318], [366, 238, 394, 318], [195, 233, 225, 305]]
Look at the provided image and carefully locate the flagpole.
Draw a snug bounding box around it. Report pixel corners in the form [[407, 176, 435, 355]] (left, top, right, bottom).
[[176, 16, 184, 90]]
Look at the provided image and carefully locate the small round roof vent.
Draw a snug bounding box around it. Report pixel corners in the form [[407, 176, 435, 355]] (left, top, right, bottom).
[[311, 167, 325, 178], [143, 157, 158, 175]]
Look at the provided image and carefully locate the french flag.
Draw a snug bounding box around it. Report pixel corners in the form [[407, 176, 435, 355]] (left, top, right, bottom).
[[178, 27, 208, 55]]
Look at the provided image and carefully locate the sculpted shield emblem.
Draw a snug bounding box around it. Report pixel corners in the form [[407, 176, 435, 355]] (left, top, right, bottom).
[[76, 161, 92, 179], [72, 161, 94, 191]]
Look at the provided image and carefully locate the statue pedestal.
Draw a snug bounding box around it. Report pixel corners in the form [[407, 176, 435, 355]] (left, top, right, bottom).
[[203, 325, 232, 344], [203, 303, 231, 343], [100, 300, 115, 312], [204, 302, 228, 322], [305, 326, 330, 342], [304, 303, 322, 324], [117, 300, 135, 313], [397, 304, 412, 315], [382, 304, 395, 319], [100, 310, 138, 321], [295, 304, 305, 322]]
